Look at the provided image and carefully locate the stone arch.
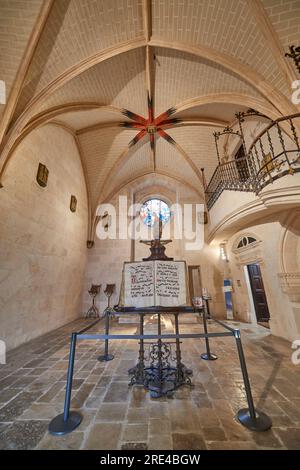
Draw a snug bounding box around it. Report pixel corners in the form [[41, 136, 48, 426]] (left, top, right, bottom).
[[277, 210, 300, 302], [232, 232, 262, 255], [279, 210, 300, 274]]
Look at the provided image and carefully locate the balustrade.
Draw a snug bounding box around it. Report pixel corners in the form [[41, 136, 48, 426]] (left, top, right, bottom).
[[205, 113, 300, 210]]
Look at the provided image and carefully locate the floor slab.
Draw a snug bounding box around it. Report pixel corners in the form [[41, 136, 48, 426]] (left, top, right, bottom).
[[0, 316, 300, 450]]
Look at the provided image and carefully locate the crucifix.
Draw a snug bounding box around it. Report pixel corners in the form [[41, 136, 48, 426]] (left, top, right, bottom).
[[140, 217, 173, 261]]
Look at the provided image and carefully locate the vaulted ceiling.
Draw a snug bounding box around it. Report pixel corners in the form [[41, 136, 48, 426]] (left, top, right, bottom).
[[0, 0, 299, 229]]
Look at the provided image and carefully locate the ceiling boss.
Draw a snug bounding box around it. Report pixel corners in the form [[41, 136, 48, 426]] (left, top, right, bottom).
[[120, 94, 181, 169]]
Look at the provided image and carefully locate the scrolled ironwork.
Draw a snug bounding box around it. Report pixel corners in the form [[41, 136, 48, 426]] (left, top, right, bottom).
[[205, 113, 300, 209], [235, 108, 272, 123], [213, 125, 243, 164], [285, 45, 300, 73]]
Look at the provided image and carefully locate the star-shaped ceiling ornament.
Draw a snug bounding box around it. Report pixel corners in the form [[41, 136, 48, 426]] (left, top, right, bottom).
[[120, 93, 182, 169]]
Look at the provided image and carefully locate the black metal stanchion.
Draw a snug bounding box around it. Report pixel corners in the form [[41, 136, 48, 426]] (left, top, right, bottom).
[[48, 307, 272, 436], [98, 309, 114, 362], [156, 312, 163, 394], [201, 298, 217, 360], [49, 333, 82, 435], [174, 312, 183, 380], [174, 312, 193, 382], [129, 313, 146, 385], [234, 329, 272, 431]]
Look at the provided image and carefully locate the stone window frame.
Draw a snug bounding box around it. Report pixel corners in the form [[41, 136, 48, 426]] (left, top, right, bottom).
[[139, 197, 172, 228], [232, 232, 261, 254]]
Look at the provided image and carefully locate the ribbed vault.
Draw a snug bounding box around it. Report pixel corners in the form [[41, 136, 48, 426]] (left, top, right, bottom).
[[0, 0, 299, 238]]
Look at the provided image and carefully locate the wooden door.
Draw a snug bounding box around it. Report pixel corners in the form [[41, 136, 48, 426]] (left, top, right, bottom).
[[247, 263, 270, 322], [235, 144, 249, 181]]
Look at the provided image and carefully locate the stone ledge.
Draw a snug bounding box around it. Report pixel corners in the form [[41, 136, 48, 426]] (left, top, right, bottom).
[[278, 272, 300, 302]]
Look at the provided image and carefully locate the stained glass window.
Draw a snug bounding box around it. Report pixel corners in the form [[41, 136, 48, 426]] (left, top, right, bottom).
[[140, 199, 171, 227]]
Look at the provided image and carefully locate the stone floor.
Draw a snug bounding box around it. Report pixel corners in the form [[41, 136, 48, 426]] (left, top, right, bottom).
[[0, 314, 300, 450]]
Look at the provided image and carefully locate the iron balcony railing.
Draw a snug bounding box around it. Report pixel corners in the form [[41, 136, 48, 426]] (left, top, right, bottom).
[[205, 157, 254, 210], [205, 113, 300, 210]]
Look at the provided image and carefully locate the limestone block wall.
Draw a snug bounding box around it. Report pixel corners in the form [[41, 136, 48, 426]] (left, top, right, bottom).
[[132, 182, 224, 314], [82, 191, 132, 315], [0, 124, 88, 350], [207, 115, 300, 340], [82, 236, 131, 315], [225, 214, 300, 341], [83, 179, 226, 318]]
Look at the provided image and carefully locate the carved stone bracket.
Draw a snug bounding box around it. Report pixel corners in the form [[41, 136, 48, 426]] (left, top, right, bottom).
[[233, 244, 264, 268], [278, 272, 300, 302]]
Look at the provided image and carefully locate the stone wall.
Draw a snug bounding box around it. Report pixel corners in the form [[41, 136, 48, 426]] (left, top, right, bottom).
[[82, 191, 131, 314], [225, 212, 300, 341], [0, 124, 88, 350], [82, 178, 225, 318], [208, 115, 300, 341]]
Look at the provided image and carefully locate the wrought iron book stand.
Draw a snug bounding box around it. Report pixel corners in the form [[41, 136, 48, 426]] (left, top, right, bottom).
[[49, 299, 272, 436]]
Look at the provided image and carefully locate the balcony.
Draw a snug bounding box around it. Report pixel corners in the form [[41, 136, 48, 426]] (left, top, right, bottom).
[[205, 113, 300, 211]]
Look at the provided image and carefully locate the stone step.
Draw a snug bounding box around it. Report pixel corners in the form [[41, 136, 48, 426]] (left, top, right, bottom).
[[117, 315, 140, 324], [117, 313, 199, 325], [178, 314, 199, 324]]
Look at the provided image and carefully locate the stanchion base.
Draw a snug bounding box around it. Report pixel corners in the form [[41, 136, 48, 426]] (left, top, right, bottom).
[[201, 352, 218, 360], [48, 411, 82, 436], [98, 353, 114, 362], [236, 408, 272, 431]]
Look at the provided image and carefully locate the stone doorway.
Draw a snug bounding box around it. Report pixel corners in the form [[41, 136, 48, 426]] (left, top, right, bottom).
[[247, 263, 270, 327]]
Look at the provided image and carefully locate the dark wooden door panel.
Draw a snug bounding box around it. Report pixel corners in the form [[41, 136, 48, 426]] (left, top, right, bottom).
[[247, 263, 270, 322]]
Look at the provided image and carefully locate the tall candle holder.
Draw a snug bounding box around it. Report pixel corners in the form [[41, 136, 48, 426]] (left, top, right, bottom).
[[85, 284, 101, 319], [104, 284, 116, 310], [98, 284, 116, 362]]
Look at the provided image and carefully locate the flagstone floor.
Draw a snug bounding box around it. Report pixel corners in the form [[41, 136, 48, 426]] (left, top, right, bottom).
[[0, 314, 300, 450]]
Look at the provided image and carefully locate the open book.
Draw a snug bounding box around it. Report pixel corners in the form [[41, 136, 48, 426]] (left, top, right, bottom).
[[121, 260, 188, 308]]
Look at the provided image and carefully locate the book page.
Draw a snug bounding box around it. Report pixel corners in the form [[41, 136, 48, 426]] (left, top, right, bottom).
[[155, 261, 187, 307], [124, 261, 155, 307]]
